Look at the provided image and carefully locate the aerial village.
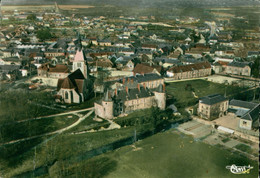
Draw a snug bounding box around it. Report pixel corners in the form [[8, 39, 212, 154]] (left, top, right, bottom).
[[0, 2, 259, 177]]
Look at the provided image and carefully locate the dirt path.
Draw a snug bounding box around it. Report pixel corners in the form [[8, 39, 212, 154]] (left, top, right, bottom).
[[0, 109, 94, 147], [71, 117, 121, 135], [16, 107, 94, 123]]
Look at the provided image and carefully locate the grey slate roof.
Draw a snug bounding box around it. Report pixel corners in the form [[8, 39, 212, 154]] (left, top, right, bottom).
[[241, 103, 259, 123], [120, 73, 163, 86], [135, 73, 163, 83], [154, 57, 180, 64], [199, 94, 228, 105], [229, 99, 258, 110], [108, 83, 164, 103], [227, 62, 250, 68], [115, 86, 154, 102], [0, 65, 21, 73]]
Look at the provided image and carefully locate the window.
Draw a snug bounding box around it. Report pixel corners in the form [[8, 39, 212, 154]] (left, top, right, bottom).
[[77, 63, 81, 67], [65, 91, 68, 99]]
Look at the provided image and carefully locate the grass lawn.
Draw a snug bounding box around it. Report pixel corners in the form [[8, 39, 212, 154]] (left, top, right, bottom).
[[114, 109, 153, 126], [1, 126, 139, 177], [67, 113, 110, 133], [66, 94, 102, 111], [0, 115, 78, 143], [57, 130, 258, 178], [166, 79, 249, 109], [0, 89, 60, 123], [235, 144, 253, 154]]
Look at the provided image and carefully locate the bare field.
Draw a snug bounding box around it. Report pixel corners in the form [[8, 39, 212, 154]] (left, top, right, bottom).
[[59, 5, 95, 9]]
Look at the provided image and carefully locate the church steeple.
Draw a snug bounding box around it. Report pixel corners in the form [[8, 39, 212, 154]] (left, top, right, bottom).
[[75, 33, 82, 51], [72, 33, 89, 79], [54, 2, 60, 14]]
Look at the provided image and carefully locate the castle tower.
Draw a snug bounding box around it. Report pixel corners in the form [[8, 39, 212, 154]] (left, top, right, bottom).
[[154, 84, 166, 110], [72, 34, 89, 79], [102, 90, 114, 119]]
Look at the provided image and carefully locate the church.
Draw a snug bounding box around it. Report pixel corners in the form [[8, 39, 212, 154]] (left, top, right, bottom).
[[55, 36, 93, 104]]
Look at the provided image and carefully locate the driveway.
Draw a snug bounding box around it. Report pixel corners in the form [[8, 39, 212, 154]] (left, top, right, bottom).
[[214, 113, 240, 131]]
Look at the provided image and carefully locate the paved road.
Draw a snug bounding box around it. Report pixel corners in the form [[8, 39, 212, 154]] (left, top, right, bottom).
[[0, 109, 94, 147]]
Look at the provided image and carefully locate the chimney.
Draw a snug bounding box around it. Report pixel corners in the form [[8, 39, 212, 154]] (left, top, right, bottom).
[[115, 88, 117, 96], [131, 78, 134, 84], [125, 86, 128, 94], [123, 78, 125, 84], [163, 84, 165, 92], [137, 84, 140, 92], [143, 83, 146, 90], [128, 78, 130, 83]]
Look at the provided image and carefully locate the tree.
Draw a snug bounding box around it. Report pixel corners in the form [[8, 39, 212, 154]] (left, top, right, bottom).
[[8, 16, 15, 21], [251, 57, 260, 78], [27, 14, 36, 21], [94, 68, 111, 97], [36, 28, 52, 41]]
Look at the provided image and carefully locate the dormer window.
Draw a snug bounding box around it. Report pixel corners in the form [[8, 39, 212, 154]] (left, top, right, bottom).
[[77, 63, 81, 67]]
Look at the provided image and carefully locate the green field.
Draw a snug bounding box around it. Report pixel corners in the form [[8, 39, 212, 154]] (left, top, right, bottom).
[[166, 79, 254, 109], [67, 112, 110, 133], [0, 126, 137, 177], [0, 115, 78, 143], [47, 130, 259, 177]]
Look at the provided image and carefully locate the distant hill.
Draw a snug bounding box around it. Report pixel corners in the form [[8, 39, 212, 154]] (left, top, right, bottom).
[[2, 0, 260, 7]]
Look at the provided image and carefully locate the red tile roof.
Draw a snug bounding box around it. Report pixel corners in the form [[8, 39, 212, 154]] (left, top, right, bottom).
[[39, 63, 70, 73], [133, 63, 162, 75], [57, 69, 85, 93], [168, 61, 211, 73]]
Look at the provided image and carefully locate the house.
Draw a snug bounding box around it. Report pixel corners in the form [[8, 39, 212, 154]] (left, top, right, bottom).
[[121, 73, 164, 89], [98, 39, 112, 46], [133, 63, 162, 76], [56, 69, 92, 104], [94, 84, 166, 119], [229, 99, 259, 130], [226, 62, 251, 77], [29, 52, 45, 60], [212, 62, 223, 74], [141, 44, 157, 51], [115, 56, 134, 71], [37, 63, 70, 79], [0, 56, 21, 65], [247, 51, 259, 58], [166, 61, 211, 79], [197, 94, 229, 120], [154, 57, 181, 68], [89, 58, 113, 73], [44, 49, 66, 58], [0, 64, 21, 80], [87, 37, 98, 45]]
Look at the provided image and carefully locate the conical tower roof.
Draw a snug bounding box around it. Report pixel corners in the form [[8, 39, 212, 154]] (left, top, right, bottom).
[[157, 84, 163, 93], [104, 90, 112, 101]]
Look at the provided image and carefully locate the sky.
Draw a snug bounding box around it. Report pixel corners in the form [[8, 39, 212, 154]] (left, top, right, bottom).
[[1, 0, 259, 7]]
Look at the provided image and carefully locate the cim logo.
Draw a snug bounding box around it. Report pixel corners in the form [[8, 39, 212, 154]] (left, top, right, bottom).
[[226, 164, 253, 174]]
